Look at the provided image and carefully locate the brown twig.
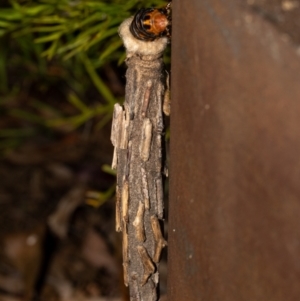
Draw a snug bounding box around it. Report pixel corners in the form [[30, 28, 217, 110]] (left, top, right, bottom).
[[111, 16, 169, 301]]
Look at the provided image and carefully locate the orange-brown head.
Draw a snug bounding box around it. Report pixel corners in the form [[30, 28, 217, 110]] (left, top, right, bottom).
[[130, 7, 171, 42], [142, 9, 169, 36]]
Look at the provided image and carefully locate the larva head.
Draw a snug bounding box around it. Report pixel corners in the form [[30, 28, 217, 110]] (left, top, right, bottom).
[[130, 8, 171, 42], [119, 17, 168, 57]]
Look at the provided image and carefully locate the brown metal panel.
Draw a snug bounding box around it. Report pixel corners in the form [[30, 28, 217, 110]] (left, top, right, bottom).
[[168, 0, 300, 300]]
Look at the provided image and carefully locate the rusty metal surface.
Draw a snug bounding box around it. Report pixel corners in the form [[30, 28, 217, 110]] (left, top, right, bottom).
[[168, 0, 300, 300]]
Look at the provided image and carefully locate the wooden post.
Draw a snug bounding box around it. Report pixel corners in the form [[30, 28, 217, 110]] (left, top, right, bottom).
[[168, 0, 300, 300]]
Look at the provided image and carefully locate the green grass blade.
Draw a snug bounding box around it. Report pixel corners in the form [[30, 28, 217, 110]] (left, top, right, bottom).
[[81, 54, 116, 105], [99, 39, 123, 62], [67, 93, 90, 113], [34, 31, 63, 43]]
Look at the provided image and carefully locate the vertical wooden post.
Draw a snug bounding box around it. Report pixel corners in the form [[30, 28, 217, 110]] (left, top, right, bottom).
[[168, 0, 300, 300]]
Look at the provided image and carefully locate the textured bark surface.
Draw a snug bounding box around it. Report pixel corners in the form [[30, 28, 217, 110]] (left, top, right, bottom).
[[111, 43, 168, 300]]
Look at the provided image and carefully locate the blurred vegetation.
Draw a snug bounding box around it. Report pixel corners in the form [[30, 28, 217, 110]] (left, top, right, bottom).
[[0, 0, 168, 155]]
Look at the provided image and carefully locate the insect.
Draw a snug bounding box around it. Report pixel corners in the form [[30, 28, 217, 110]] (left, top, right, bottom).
[[115, 12, 169, 298], [130, 2, 172, 41]]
